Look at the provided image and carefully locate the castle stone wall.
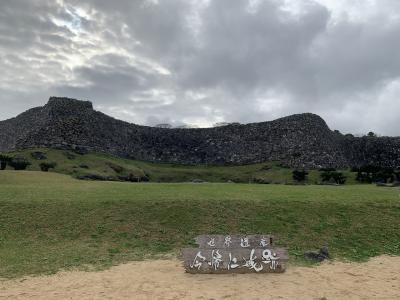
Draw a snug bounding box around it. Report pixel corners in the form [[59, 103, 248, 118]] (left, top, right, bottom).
[[1, 97, 399, 168]]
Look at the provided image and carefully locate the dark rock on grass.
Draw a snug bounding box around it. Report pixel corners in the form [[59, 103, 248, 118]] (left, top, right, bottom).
[[79, 164, 89, 169], [319, 246, 329, 257], [31, 151, 47, 160], [304, 247, 330, 262]]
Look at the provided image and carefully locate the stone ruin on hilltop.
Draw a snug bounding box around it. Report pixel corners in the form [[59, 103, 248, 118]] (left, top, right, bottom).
[[0, 97, 399, 168]]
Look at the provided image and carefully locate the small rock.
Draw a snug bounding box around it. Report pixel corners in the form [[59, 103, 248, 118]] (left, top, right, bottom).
[[304, 247, 329, 262], [319, 246, 329, 257]]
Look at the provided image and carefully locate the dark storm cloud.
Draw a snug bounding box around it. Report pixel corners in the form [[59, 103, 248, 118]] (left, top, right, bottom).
[[0, 0, 400, 134], [179, 0, 329, 90]]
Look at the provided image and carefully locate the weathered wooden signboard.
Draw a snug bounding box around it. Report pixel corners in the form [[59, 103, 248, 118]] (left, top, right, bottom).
[[182, 235, 289, 274]]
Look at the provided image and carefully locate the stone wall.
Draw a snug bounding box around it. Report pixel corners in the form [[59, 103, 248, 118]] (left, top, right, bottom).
[[1, 97, 399, 168]]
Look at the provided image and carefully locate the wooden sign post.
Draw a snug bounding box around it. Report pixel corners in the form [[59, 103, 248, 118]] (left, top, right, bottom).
[[182, 235, 289, 274]]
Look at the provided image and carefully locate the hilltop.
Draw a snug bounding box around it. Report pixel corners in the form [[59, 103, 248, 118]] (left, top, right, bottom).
[[1, 97, 399, 168]]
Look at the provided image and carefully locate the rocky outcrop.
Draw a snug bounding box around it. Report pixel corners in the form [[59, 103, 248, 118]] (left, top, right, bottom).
[[0, 97, 399, 168]]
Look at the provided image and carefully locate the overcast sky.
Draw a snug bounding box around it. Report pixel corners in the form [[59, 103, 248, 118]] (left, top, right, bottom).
[[1, 0, 399, 135]]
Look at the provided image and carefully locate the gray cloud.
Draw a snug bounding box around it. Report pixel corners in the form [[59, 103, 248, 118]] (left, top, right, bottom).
[[0, 0, 400, 135]]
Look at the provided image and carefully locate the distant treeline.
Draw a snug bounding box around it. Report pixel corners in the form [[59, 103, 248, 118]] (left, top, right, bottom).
[[351, 165, 400, 184], [292, 165, 400, 184]]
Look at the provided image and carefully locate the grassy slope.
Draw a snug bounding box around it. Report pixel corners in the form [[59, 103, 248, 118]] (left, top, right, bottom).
[[2, 148, 358, 184], [0, 171, 399, 278]]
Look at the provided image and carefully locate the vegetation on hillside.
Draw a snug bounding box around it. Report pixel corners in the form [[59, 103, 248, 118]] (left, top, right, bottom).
[[0, 148, 365, 184]]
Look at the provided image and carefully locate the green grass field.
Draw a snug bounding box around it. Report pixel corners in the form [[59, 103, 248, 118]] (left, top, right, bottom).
[[1, 148, 359, 184], [1, 171, 399, 278]]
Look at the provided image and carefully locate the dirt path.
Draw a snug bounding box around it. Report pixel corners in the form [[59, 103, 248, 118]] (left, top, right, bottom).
[[1, 256, 399, 299]]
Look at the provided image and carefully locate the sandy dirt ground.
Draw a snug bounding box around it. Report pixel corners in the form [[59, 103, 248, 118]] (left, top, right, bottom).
[[1, 255, 399, 300]]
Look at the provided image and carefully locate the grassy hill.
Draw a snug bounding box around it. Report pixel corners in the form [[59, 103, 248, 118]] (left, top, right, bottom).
[[1, 148, 359, 184], [0, 171, 399, 278]]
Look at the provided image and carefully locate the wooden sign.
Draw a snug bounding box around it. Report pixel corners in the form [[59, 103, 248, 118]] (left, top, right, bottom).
[[182, 235, 289, 274]]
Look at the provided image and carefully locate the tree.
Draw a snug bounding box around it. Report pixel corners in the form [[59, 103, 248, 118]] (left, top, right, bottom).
[[354, 165, 394, 183], [367, 131, 376, 137], [394, 169, 400, 182], [372, 167, 394, 183], [292, 170, 308, 182], [9, 157, 31, 170], [320, 170, 346, 184], [331, 172, 346, 184], [0, 154, 12, 170], [39, 162, 57, 172], [320, 171, 332, 182]]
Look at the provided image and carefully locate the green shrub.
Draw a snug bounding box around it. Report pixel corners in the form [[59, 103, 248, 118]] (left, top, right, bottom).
[[39, 162, 57, 172], [320, 171, 331, 182], [394, 170, 400, 182], [332, 172, 346, 184], [320, 171, 346, 184], [9, 157, 31, 170], [373, 168, 395, 183], [353, 165, 395, 184], [0, 154, 12, 170], [292, 170, 308, 182]]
